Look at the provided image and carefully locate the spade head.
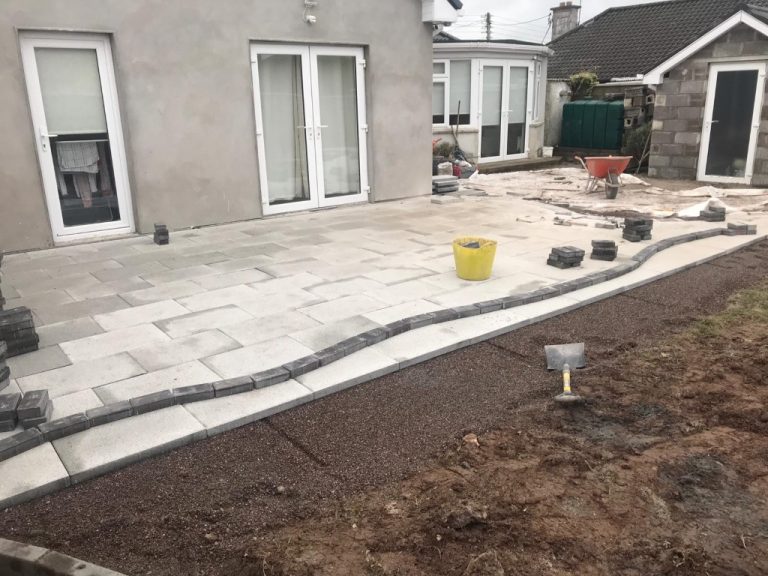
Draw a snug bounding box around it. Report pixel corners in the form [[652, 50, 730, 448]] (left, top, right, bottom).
[[545, 343, 586, 371], [555, 391, 585, 406]]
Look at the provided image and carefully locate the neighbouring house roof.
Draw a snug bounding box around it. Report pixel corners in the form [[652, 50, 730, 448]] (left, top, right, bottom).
[[548, 0, 768, 82], [433, 33, 544, 47]]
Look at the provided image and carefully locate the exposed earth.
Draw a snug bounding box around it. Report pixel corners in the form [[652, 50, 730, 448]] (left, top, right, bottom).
[[1, 241, 767, 575]]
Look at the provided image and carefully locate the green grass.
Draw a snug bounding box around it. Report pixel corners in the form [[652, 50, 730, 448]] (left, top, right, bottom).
[[688, 281, 768, 340]]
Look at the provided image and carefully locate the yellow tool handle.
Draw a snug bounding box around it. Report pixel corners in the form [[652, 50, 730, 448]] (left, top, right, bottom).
[[562, 364, 572, 394]]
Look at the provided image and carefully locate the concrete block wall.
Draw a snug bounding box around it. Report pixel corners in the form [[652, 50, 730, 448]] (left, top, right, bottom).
[[648, 24, 768, 183]]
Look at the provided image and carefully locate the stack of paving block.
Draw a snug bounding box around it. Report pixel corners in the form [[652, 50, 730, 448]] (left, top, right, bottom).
[[0, 341, 8, 392], [547, 246, 585, 269], [591, 240, 618, 261], [17, 390, 52, 429], [154, 223, 169, 245], [623, 218, 654, 242], [724, 222, 758, 236], [0, 391, 20, 431], [0, 307, 39, 357], [700, 204, 726, 222], [432, 175, 459, 195]]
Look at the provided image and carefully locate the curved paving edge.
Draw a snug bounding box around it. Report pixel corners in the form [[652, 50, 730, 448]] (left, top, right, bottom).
[[0, 227, 759, 472], [0, 537, 126, 575]]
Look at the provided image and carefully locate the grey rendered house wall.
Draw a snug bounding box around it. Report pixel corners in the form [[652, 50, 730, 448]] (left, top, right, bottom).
[[0, 0, 433, 252], [648, 24, 768, 183]]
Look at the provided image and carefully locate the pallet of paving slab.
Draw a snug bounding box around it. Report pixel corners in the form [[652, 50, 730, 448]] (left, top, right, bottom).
[[590, 240, 618, 261], [0, 307, 39, 357], [700, 209, 726, 222], [0, 393, 20, 432], [17, 389, 52, 430], [547, 246, 585, 269], [724, 222, 757, 236]]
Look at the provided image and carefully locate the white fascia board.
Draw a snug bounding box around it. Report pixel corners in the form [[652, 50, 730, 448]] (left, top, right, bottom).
[[644, 11, 768, 84], [423, 0, 459, 24], [433, 42, 551, 58]]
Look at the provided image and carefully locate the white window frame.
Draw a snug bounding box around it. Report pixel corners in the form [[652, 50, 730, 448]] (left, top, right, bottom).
[[19, 31, 135, 243], [432, 59, 478, 129], [251, 43, 369, 216], [697, 61, 766, 185]]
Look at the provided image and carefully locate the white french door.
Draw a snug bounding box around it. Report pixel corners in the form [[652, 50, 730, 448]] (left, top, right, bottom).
[[698, 62, 766, 184], [20, 32, 134, 242], [251, 44, 369, 216], [478, 61, 534, 162]]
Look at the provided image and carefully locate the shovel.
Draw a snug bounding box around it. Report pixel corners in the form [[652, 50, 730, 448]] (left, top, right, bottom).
[[545, 343, 586, 405]]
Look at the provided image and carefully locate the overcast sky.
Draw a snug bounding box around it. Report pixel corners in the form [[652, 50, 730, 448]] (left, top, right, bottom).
[[450, 0, 672, 43]]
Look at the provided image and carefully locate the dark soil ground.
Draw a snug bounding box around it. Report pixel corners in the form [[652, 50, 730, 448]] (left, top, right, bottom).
[[1, 241, 767, 576]]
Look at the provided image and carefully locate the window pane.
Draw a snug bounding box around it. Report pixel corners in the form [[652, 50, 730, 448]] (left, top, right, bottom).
[[433, 62, 446, 75], [507, 67, 528, 155], [36, 48, 107, 135], [317, 55, 361, 198], [449, 60, 471, 125], [432, 82, 445, 124], [481, 66, 502, 157], [258, 54, 311, 205]]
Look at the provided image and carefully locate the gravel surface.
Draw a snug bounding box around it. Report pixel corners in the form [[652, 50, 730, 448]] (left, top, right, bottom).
[[0, 240, 765, 576]]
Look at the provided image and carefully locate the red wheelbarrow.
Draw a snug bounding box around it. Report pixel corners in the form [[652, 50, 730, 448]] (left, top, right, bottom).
[[575, 156, 633, 198]]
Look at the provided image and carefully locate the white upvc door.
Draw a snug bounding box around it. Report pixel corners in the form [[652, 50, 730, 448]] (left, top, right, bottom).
[[20, 32, 134, 243], [478, 60, 534, 163], [698, 61, 766, 184], [251, 44, 368, 216]]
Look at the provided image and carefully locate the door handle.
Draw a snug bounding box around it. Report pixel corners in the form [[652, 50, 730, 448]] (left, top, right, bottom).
[[39, 127, 57, 152]]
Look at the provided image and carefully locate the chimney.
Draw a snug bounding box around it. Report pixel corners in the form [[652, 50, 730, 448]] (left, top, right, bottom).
[[551, 1, 581, 41]]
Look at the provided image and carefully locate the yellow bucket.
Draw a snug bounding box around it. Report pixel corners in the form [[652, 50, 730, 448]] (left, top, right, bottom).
[[453, 237, 497, 281]]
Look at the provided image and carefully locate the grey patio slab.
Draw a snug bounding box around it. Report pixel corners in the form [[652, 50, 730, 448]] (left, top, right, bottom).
[[0, 443, 70, 509], [36, 317, 105, 348], [362, 267, 435, 285], [299, 294, 386, 324], [289, 315, 382, 352], [140, 264, 219, 286], [59, 324, 172, 363], [308, 278, 386, 300], [221, 310, 320, 347], [94, 360, 220, 404], [192, 269, 272, 290], [373, 323, 465, 369], [9, 272, 93, 296], [4, 346, 71, 379], [65, 276, 152, 302], [203, 336, 315, 380], [33, 295, 131, 326], [128, 330, 241, 372], [119, 280, 206, 306], [93, 300, 189, 331], [53, 406, 206, 484], [183, 380, 313, 436], [236, 289, 325, 319], [153, 252, 231, 270], [176, 285, 262, 312], [297, 348, 399, 399], [364, 278, 448, 306], [7, 289, 74, 310], [91, 260, 170, 282], [155, 305, 255, 339], [363, 299, 445, 325], [205, 254, 275, 274], [49, 259, 123, 278], [50, 389, 103, 420], [17, 353, 145, 399]]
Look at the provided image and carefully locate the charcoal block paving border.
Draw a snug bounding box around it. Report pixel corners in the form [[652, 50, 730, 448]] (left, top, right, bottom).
[[0, 227, 756, 465]]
